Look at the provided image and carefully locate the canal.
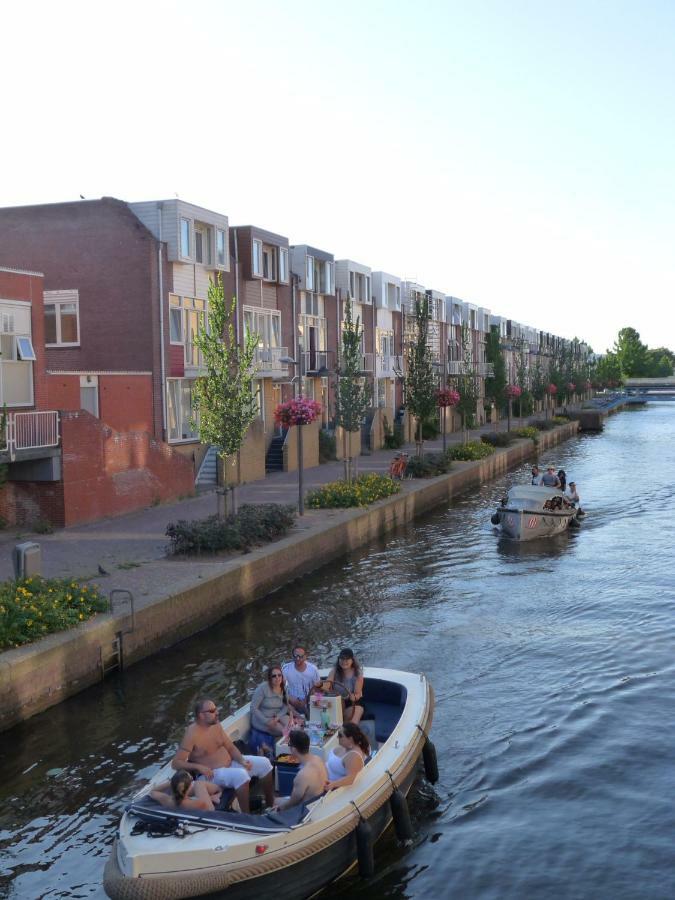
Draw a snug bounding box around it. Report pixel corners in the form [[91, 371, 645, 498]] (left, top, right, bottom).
[[2, 404, 675, 899]]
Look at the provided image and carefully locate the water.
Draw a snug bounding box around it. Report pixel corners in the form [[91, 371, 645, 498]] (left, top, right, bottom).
[[2, 405, 675, 900]]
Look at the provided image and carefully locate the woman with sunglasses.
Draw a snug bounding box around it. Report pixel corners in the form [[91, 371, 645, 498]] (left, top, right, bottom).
[[325, 723, 370, 791], [150, 769, 221, 811], [249, 664, 294, 754], [325, 648, 365, 724]]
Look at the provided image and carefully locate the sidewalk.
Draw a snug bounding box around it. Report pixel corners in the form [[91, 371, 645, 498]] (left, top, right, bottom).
[[0, 414, 544, 595]]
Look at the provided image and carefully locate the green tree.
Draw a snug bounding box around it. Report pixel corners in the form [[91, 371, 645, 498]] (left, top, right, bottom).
[[645, 349, 674, 377], [335, 300, 371, 482], [404, 296, 437, 455], [192, 275, 259, 515], [485, 326, 507, 415], [614, 327, 649, 377], [595, 351, 622, 387], [454, 323, 479, 442]]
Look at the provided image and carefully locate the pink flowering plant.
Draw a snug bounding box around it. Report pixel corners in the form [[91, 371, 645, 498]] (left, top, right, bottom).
[[546, 383, 558, 395], [566, 382, 576, 393], [436, 387, 460, 408], [505, 384, 522, 399], [274, 398, 322, 428]]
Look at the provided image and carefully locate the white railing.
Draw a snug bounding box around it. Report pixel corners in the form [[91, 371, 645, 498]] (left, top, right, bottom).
[[254, 346, 289, 375], [1, 410, 60, 461], [446, 361, 494, 377], [301, 350, 333, 375], [361, 353, 374, 372], [375, 354, 403, 378]]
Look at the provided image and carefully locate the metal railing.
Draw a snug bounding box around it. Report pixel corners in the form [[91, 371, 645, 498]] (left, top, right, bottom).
[[1, 410, 60, 460], [446, 361, 494, 377], [301, 350, 334, 375], [253, 346, 289, 375], [375, 354, 403, 378]]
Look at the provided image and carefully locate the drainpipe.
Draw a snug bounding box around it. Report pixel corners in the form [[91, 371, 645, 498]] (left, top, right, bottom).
[[233, 228, 240, 343], [291, 272, 299, 396], [158, 204, 167, 440]]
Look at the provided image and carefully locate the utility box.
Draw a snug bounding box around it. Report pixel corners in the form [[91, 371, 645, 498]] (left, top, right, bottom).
[[13, 542, 42, 579]]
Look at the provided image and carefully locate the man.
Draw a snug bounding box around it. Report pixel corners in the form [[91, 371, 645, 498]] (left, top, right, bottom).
[[531, 465, 542, 485], [282, 646, 321, 716], [275, 729, 327, 810], [541, 465, 562, 488], [566, 481, 581, 506], [172, 698, 274, 813]]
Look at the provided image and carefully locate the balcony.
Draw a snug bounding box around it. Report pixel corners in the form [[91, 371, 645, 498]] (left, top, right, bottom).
[[375, 354, 403, 378], [301, 350, 334, 376], [446, 361, 494, 377], [253, 346, 290, 378], [1, 410, 60, 462]]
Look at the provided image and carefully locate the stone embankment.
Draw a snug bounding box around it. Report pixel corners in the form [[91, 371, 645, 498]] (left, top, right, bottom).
[[0, 422, 578, 731]]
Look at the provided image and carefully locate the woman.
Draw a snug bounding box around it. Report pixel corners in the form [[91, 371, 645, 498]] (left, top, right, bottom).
[[325, 723, 370, 791], [249, 664, 294, 754], [150, 769, 220, 811], [557, 469, 567, 492], [326, 648, 365, 724]]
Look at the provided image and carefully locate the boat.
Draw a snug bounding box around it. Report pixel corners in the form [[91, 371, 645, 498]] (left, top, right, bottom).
[[104, 667, 436, 900], [491, 484, 579, 541]]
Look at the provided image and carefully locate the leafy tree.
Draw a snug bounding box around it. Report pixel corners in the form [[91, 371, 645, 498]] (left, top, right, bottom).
[[614, 327, 649, 377], [645, 349, 674, 377], [335, 300, 371, 482], [595, 351, 622, 387], [403, 296, 437, 455], [454, 323, 479, 442], [485, 326, 506, 413], [192, 274, 259, 514]]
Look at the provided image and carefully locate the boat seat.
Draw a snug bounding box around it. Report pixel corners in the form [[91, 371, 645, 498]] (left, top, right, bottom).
[[128, 795, 311, 834], [360, 679, 407, 743]]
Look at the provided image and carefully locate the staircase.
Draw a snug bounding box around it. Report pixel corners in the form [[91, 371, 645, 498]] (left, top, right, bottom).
[[196, 446, 219, 489], [265, 434, 285, 472]]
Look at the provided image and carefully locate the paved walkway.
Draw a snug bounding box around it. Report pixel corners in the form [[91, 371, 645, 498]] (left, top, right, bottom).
[[0, 414, 551, 598]]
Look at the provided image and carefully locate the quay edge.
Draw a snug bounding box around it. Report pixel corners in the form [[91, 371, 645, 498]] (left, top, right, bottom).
[[0, 422, 578, 732]]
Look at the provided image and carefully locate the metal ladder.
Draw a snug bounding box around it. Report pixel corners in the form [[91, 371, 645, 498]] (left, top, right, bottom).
[[99, 589, 135, 679]]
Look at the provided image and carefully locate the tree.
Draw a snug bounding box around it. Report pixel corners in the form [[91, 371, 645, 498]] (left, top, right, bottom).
[[403, 296, 437, 456], [485, 326, 507, 418], [595, 351, 622, 387], [192, 275, 259, 515], [334, 300, 371, 482], [614, 327, 649, 377], [454, 323, 479, 442]]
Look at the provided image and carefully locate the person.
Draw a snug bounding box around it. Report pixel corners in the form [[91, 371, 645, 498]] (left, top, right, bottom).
[[249, 665, 294, 754], [565, 480, 583, 512], [282, 646, 322, 716], [531, 465, 542, 485], [325, 723, 370, 791], [171, 697, 274, 813], [325, 648, 365, 724], [541, 466, 562, 488], [274, 729, 328, 810], [557, 469, 567, 492], [150, 769, 221, 811]]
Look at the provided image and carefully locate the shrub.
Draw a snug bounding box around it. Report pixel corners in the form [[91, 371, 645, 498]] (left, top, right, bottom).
[[551, 415, 570, 424], [0, 577, 107, 650], [319, 429, 336, 463], [449, 440, 496, 461], [530, 418, 556, 431], [306, 473, 400, 508], [32, 519, 54, 535], [405, 452, 452, 478], [421, 418, 439, 440], [514, 426, 539, 443], [166, 503, 296, 555], [383, 420, 404, 449], [481, 432, 516, 447]]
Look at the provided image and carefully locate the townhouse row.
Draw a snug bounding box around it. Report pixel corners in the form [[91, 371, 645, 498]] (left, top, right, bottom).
[[0, 197, 590, 527]]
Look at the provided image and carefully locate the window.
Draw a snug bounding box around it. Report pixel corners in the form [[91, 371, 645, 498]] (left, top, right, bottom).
[[169, 295, 183, 343], [306, 255, 315, 291], [194, 224, 212, 265], [279, 248, 288, 283], [44, 294, 80, 346], [320, 260, 332, 294], [16, 336, 36, 361], [243, 307, 282, 350], [180, 218, 191, 257], [80, 376, 99, 417], [216, 229, 227, 267], [349, 271, 355, 299], [252, 240, 263, 277], [169, 294, 206, 366], [167, 379, 199, 442], [262, 245, 277, 281]]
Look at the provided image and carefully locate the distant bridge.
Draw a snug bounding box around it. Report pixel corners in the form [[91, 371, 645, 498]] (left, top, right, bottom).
[[623, 376, 675, 397]]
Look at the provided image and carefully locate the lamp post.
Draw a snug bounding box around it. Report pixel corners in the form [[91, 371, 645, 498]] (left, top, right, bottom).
[[276, 357, 321, 517]]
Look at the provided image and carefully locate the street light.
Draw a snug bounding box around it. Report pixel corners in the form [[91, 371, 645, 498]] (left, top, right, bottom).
[[278, 356, 306, 515]]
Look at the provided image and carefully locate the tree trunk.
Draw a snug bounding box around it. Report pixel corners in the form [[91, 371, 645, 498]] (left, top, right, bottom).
[[298, 424, 305, 515], [343, 429, 349, 483], [442, 407, 447, 454]]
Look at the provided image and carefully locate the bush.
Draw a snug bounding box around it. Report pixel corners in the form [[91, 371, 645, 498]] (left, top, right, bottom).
[[421, 418, 439, 440], [530, 418, 557, 431], [166, 504, 296, 555], [514, 426, 539, 443], [319, 429, 336, 463], [383, 420, 404, 450], [306, 473, 400, 508], [551, 415, 570, 424], [405, 452, 452, 478], [449, 440, 496, 461], [0, 577, 107, 650], [481, 432, 516, 447]]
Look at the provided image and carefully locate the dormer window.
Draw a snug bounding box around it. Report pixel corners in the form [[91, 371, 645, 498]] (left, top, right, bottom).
[[262, 246, 277, 281], [194, 224, 212, 266], [253, 240, 263, 277]]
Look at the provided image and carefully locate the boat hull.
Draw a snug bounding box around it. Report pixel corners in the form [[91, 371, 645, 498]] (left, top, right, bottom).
[[497, 508, 574, 541]]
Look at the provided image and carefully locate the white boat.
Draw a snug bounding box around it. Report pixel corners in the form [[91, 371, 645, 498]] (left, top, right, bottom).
[[104, 667, 436, 900], [491, 485, 579, 541]]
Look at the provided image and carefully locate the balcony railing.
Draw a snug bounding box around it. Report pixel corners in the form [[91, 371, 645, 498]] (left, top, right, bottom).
[[446, 361, 494, 377], [375, 354, 403, 378], [253, 346, 289, 377], [1, 410, 60, 461], [301, 350, 334, 376]]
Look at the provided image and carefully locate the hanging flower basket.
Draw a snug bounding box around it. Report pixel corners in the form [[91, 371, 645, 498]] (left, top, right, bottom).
[[566, 382, 576, 393], [546, 383, 558, 395], [585, 380, 593, 390], [436, 388, 460, 408], [505, 384, 522, 399], [274, 398, 322, 428]]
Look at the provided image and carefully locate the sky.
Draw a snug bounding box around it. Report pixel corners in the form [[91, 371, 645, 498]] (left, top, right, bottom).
[[3, 0, 675, 353]]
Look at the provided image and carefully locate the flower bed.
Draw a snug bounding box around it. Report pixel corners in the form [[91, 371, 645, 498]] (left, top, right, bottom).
[[166, 504, 296, 555], [449, 440, 496, 461], [306, 473, 400, 508], [514, 426, 539, 442], [0, 578, 107, 650]]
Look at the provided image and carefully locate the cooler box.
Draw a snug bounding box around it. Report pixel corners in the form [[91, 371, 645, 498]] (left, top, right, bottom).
[[276, 761, 300, 795]]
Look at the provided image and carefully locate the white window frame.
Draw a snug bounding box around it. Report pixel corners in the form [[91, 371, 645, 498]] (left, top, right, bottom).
[[279, 248, 289, 283], [252, 239, 263, 277], [216, 228, 227, 267], [306, 255, 315, 291], [262, 245, 277, 281], [16, 336, 36, 361], [180, 217, 191, 259], [194, 223, 212, 266], [44, 292, 80, 347], [169, 294, 206, 366], [167, 378, 200, 443]]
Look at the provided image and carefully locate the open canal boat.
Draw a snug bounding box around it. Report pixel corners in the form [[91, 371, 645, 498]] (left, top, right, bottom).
[[104, 668, 436, 900], [491, 485, 579, 541]]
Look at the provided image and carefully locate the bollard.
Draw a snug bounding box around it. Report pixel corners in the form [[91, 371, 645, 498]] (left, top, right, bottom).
[[12, 542, 42, 579]]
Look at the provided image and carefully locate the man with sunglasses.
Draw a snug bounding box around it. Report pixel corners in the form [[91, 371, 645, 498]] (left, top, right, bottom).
[[171, 697, 274, 814], [282, 646, 322, 716]]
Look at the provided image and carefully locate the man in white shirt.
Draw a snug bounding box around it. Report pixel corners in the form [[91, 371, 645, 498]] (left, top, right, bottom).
[[565, 481, 580, 505], [282, 646, 321, 716]]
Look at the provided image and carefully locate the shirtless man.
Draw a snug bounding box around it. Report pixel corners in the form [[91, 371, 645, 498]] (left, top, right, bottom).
[[275, 729, 327, 810], [172, 698, 274, 813]]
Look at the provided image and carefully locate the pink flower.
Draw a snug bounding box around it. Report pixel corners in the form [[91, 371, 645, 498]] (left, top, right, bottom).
[[436, 388, 460, 408], [546, 383, 558, 395], [274, 398, 322, 427], [566, 382, 576, 392], [505, 384, 522, 399]]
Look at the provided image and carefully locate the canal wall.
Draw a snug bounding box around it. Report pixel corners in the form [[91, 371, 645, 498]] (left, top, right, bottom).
[[0, 422, 578, 731]]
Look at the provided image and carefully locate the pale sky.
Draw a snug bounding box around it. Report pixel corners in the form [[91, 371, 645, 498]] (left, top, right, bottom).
[[3, 0, 674, 354]]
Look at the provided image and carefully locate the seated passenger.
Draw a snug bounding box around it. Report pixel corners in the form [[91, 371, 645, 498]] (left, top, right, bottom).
[[150, 769, 220, 811], [531, 465, 542, 485], [282, 645, 322, 717], [557, 469, 567, 492], [325, 648, 365, 724], [274, 729, 328, 810], [565, 481, 580, 505], [325, 723, 370, 791], [541, 465, 562, 488], [249, 665, 294, 755]]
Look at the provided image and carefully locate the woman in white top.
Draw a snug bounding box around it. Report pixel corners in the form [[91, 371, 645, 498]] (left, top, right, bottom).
[[325, 723, 370, 791]]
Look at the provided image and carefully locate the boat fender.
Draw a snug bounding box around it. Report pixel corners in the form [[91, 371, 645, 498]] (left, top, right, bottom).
[[390, 788, 414, 844], [491, 513, 501, 525], [356, 818, 375, 878], [423, 738, 439, 784], [569, 517, 581, 528]]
